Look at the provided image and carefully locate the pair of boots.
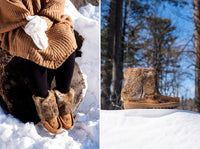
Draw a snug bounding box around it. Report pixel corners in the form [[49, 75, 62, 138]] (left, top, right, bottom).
[[33, 88, 75, 134]]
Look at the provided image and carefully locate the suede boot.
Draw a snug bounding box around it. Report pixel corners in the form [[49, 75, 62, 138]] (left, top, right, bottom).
[[33, 90, 62, 134], [121, 68, 180, 109], [54, 88, 75, 130]]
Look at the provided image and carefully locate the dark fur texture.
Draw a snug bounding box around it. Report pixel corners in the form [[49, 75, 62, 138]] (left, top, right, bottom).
[[55, 88, 74, 115], [33, 91, 59, 121]]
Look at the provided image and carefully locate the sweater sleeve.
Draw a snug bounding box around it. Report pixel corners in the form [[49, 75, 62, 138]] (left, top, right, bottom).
[[39, 0, 65, 22], [0, 0, 30, 33]]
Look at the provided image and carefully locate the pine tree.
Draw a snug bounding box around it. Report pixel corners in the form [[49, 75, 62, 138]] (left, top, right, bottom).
[[142, 17, 181, 94]]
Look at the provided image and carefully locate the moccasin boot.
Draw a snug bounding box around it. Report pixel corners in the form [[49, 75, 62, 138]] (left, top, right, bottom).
[[55, 88, 75, 130], [33, 91, 62, 134], [121, 68, 180, 109]]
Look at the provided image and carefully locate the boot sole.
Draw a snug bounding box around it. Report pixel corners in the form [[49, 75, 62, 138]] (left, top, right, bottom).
[[124, 101, 179, 109]]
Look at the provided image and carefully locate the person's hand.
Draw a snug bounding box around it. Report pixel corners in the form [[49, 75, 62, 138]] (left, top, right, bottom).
[[24, 15, 48, 50]]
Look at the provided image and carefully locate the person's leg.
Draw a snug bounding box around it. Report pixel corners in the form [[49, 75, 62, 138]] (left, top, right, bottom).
[[23, 60, 49, 98], [55, 52, 75, 93], [47, 69, 56, 90], [54, 52, 76, 130], [23, 60, 62, 133]]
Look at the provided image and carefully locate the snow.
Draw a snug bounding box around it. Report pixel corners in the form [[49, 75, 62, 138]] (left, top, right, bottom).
[[101, 109, 200, 149], [0, 1, 99, 149], [79, 4, 100, 22]]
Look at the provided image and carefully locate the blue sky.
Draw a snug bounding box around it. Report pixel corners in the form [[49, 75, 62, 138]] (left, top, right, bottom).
[[158, 0, 195, 99]]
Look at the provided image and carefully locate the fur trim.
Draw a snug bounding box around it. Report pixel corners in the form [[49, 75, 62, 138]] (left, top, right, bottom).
[[32, 90, 59, 121], [55, 88, 74, 115]]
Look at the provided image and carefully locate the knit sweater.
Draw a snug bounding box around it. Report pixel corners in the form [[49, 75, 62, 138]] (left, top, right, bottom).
[[0, 0, 77, 69]]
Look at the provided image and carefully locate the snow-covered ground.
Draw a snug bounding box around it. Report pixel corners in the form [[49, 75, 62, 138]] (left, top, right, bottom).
[[101, 109, 200, 149], [0, 1, 99, 149]]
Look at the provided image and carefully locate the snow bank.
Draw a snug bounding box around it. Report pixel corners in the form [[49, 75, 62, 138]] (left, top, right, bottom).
[[101, 109, 200, 149], [79, 4, 99, 22], [0, 1, 99, 149], [65, 1, 100, 148], [0, 106, 81, 149]]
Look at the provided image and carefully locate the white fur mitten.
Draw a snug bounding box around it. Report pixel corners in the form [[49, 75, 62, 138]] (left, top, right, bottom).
[[24, 15, 48, 50]]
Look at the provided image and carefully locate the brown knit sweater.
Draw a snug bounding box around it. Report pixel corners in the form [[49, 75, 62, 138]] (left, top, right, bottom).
[[0, 0, 77, 69]]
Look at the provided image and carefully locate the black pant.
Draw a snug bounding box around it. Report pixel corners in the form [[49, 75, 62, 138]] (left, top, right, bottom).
[[23, 52, 75, 98]]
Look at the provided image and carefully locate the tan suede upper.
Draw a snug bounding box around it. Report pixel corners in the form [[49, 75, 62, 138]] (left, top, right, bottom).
[[0, 0, 77, 69]]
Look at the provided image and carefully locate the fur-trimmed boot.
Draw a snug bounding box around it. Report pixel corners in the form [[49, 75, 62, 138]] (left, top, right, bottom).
[[121, 68, 180, 109], [54, 88, 75, 130], [32, 91, 62, 134]]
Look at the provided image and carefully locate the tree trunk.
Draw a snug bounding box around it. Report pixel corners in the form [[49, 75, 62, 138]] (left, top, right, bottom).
[[193, 0, 200, 112], [101, 0, 116, 110], [111, 0, 123, 109], [101, 66, 112, 109]]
